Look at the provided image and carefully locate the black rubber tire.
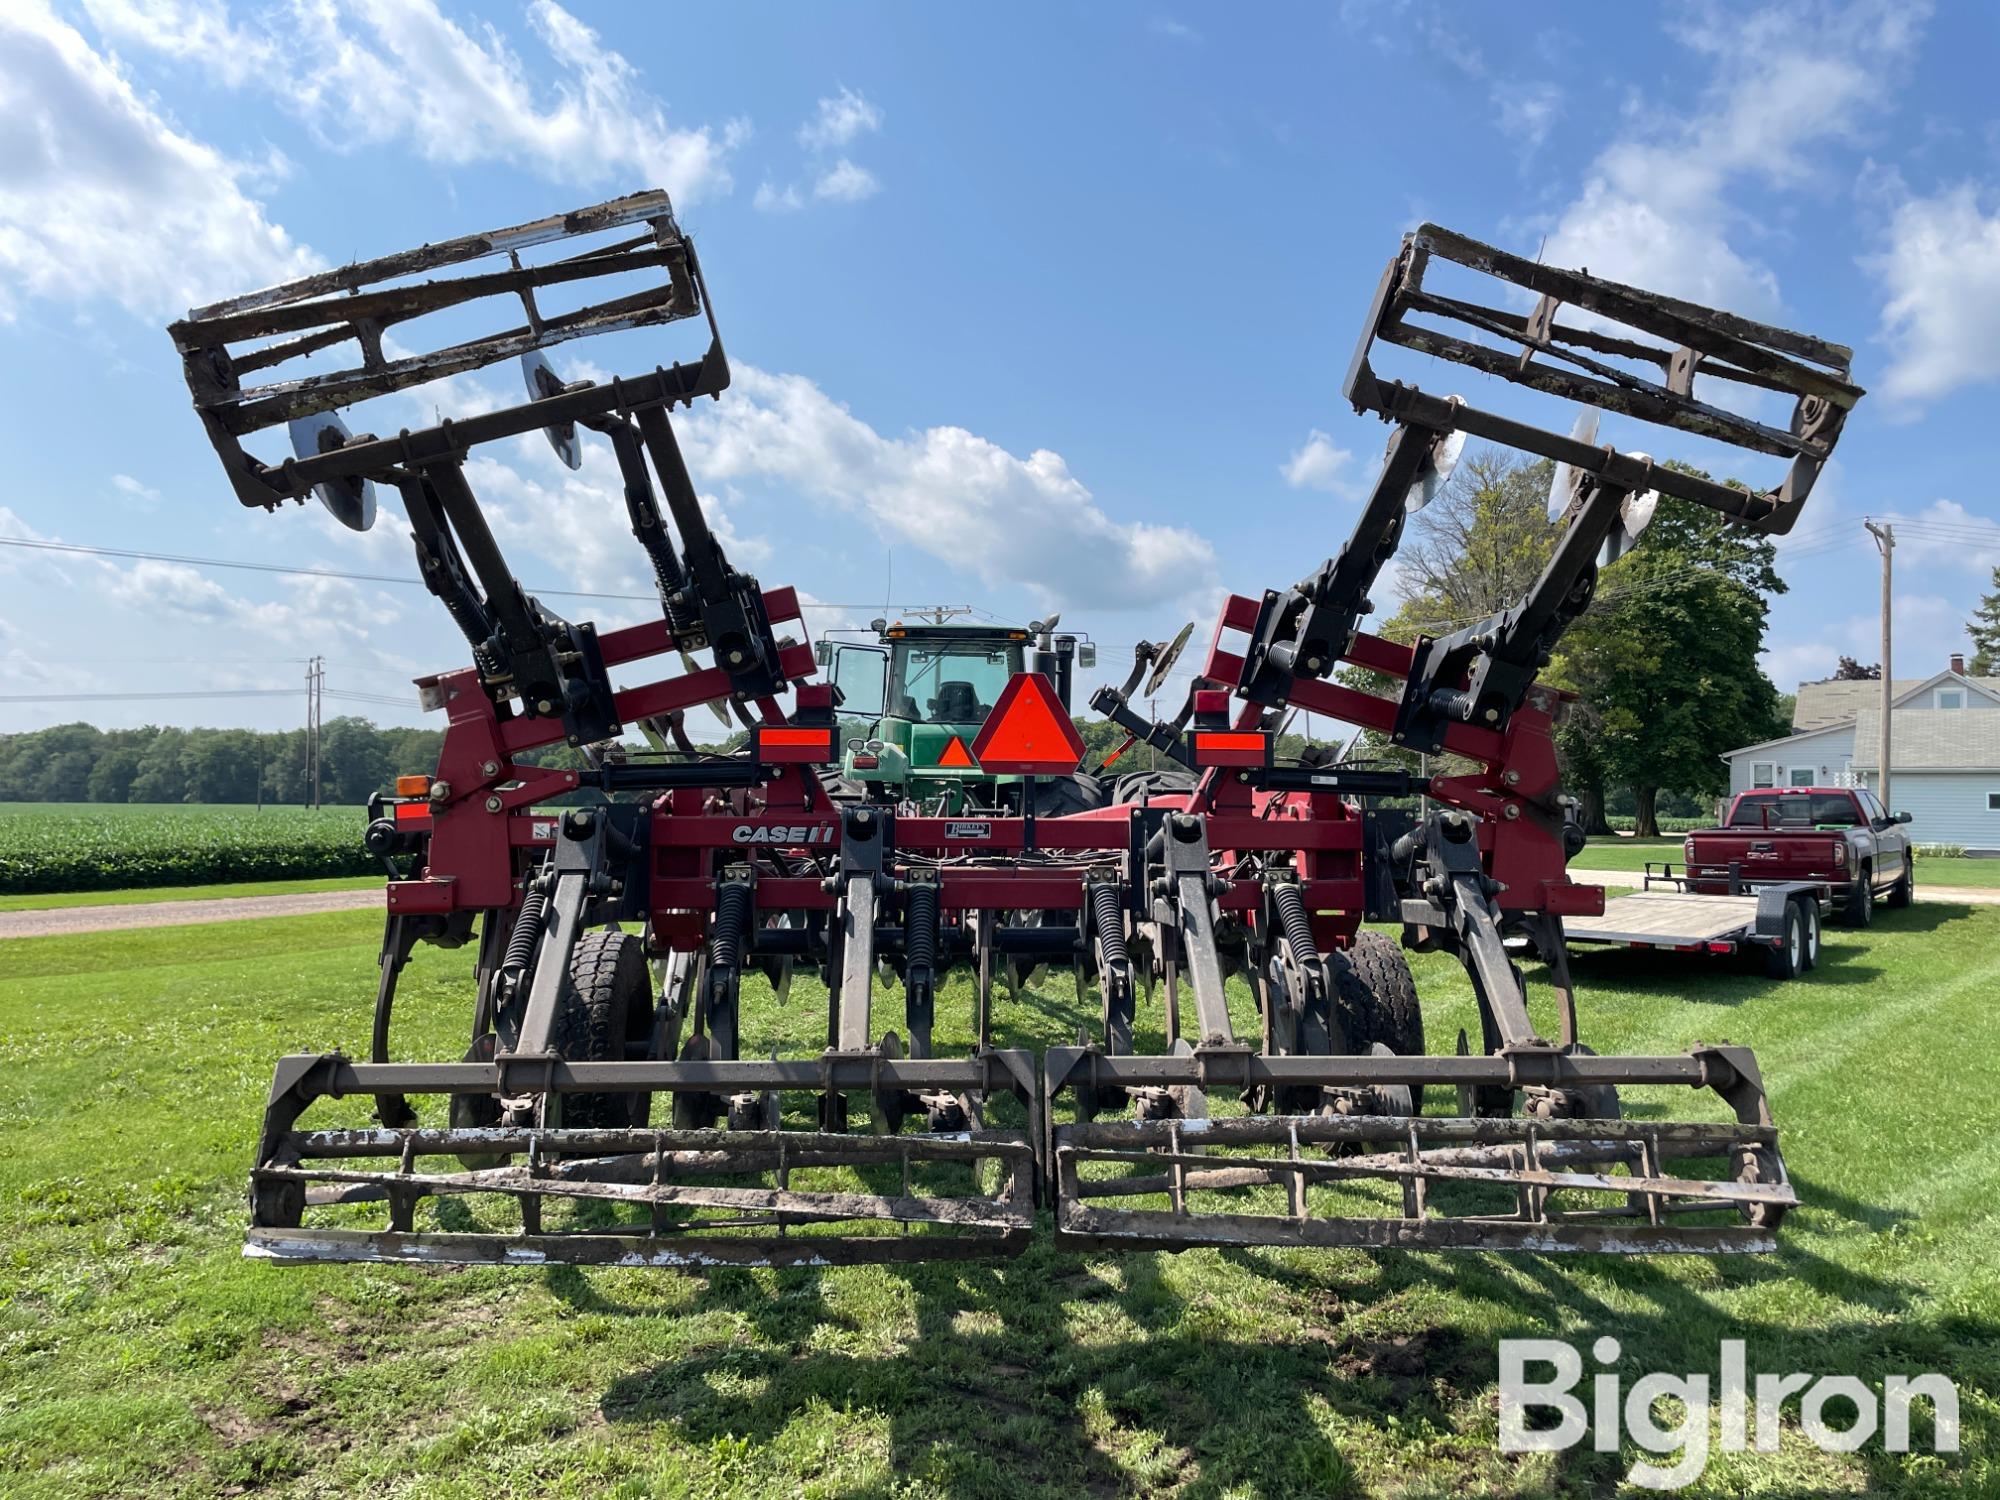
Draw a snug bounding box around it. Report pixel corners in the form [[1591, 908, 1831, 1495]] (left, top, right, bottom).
[[1109, 769, 1199, 806], [553, 930, 654, 1129], [1844, 865, 1874, 928], [1885, 855, 1914, 909], [1030, 772, 1106, 818], [1799, 898, 1821, 971], [1332, 932, 1425, 1112], [1763, 900, 1805, 980]]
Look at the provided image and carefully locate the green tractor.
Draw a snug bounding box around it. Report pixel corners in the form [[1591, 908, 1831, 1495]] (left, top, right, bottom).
[[816, 615, 1096, 813]]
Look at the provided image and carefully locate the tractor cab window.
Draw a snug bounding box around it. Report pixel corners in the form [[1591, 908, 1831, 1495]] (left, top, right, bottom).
[[889, 641, 1021, 724]]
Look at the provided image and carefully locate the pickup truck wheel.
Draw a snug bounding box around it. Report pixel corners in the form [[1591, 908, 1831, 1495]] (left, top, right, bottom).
[[1799, 898, 1821, 971], [1885, 856, 1914, 909], [1843, 866, 1874, 928], [1764, 901, 1805, 980]]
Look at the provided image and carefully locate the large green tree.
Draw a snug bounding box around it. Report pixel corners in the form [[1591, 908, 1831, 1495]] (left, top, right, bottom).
[[1548, 471, 1789, 836]]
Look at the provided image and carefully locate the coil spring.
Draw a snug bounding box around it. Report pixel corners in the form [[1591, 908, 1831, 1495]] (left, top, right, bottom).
[[905, 882, 939, 972], [1090, 882, 1128, 964], [664, 590, 700, 642], [710, 881, 752, 969], [503, 886, 548, 984], [1271, 881, 1319, 964]]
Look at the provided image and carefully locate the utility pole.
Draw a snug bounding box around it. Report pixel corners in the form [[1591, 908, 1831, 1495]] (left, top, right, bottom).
[[1864, 521, 1894, 808], [304, 655, 325, 809]]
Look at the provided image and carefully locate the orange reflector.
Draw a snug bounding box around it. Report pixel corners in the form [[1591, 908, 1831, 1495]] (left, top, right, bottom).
[[395, 774, 432, 797], [936, 735, 977, 768], [1190, 730, 1271, 768], [753, 725, 837, 764], [969, 673, 1086, 776]]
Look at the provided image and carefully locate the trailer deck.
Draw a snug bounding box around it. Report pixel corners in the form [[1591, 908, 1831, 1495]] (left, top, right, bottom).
[[1561, 865, 1827, 978]]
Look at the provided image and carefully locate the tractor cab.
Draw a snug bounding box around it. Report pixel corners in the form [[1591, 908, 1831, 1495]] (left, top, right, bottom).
[[817, 618, 1093, 811]]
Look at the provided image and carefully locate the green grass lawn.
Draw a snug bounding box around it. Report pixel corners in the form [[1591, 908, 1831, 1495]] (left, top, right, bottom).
[[1, 904, 1994, 1497], [1574, 836, 2000, 889]]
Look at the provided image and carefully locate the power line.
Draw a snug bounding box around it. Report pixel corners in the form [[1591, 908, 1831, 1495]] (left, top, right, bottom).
[[0, 688, 297, 703]]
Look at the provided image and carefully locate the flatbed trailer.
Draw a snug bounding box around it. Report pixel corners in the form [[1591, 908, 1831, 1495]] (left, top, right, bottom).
[[1560, 865, 1828, 980]]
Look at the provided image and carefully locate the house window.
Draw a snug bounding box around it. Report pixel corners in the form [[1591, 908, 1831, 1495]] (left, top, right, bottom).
[[1752, 762, 1775, 788], [1988, 792, 2000, 812], [1938, 688, 1965, 709], [1789, 766, 1815, 787]]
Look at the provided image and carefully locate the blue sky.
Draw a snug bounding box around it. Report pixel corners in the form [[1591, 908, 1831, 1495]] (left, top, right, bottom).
[[2, 0, 1998, 734]]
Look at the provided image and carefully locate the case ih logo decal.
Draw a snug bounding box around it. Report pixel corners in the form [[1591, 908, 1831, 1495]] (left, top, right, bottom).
[[730, 823, 837, 845], [945, 821, 992, 839]]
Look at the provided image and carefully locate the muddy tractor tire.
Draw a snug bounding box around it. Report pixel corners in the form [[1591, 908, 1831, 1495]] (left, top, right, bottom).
[[553, 930, 655, 1129], [1109, 768, 1199, 806], [1031, 772, 1107, 818], [1332, 931, 1426, 1113]]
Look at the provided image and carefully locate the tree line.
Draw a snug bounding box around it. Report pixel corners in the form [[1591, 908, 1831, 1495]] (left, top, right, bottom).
[[0, 720, 444, 806]]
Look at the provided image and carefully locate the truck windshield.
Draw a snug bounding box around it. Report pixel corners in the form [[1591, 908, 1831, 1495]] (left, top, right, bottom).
[[889, 641, 1019, 723], [1728, 792, 1859, 827]]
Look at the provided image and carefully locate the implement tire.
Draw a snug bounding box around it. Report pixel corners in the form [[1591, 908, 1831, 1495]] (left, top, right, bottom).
[[553, 930, 654, 1130], [1333, 932, 1426, 1113]]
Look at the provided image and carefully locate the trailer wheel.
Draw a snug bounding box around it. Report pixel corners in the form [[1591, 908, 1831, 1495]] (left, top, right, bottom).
[[1763, 901, 1806, 980], [1885, 855, 1914, 909], [1799, 898, 1821, 971], [1843, 865, 1874, 928], [1333, 932, 1426, 1113], [553, 930, 654, 1129]]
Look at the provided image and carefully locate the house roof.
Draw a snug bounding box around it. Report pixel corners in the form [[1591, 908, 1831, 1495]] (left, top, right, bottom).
[[1724, 720, 1856, 760], [1792, 671, 2000, 731], [1849, 709, 2000, 771]]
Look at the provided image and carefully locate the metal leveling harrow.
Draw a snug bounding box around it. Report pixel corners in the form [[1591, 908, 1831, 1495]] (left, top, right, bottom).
[[169, 193, 1861, 1266]]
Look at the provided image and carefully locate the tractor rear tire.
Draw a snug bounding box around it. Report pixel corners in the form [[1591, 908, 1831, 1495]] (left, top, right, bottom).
[[1110, 769, 1199, 805], [1332, 932, 1425, 1113], [553, 930, 654, 1129], [1031, 772, 1106, 818], [1844, 865, 1875, 928]]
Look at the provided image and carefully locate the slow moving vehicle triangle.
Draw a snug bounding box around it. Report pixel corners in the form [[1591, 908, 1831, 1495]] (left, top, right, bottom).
[[936, 734, 977, 768], [970, 672, 1086, 775]]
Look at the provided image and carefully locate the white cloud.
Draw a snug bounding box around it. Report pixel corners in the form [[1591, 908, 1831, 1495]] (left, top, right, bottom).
[[1764, 590, 1972, 687], [1870, 182, 2000, 404], [0, 2, 315, 319], [798, 87, 882, 151], [1493, 81, 1560, 152], [1875, 498, 2000, 573], [1148, 16, 1202, 43], [675, 364, 1218, 613], [111, 474, 161, 504], [1540, 0, 1923, 318], [754, 181, 803, 214], [79, 0, 743, 204], [1281, 430, 1359, 495], [813, 159, 880, 203]]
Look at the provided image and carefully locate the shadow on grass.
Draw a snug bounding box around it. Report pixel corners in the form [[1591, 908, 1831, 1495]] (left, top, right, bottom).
[[575, 1191, 1982, 1500]]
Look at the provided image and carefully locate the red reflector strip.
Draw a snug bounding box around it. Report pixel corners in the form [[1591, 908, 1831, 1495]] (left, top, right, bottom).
[[852, 754, 880, 770], [753, 725, 837, 764], [1189, 730, 1271, 768], [392, 802, 431, 825]]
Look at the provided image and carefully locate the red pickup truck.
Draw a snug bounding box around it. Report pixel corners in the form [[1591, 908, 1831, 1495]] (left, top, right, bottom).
[[1683, 787, 1914, 925]]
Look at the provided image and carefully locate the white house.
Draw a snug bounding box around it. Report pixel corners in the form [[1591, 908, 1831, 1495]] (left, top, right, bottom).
[[1720, 655, 2000, 851]]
